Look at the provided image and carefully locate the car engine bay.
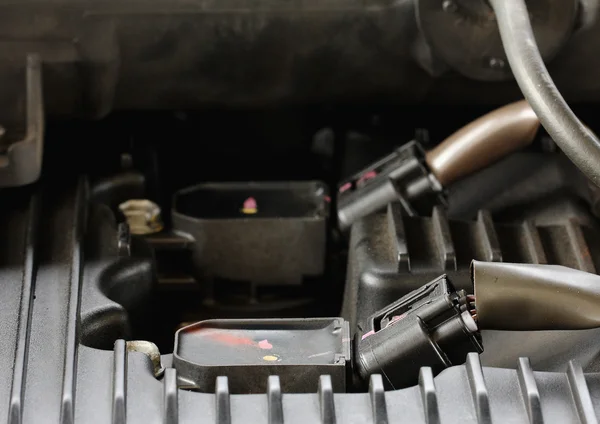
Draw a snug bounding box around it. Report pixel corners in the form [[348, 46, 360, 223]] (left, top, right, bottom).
[[3, 0, 600, 423]]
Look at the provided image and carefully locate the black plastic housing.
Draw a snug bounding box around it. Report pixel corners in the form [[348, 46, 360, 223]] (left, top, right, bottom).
[[173, 318, 351, 394], [342, 200, 600, 331], [172, 181, 329, 285], [354, 275, 482, 389], [4, 148, 600, 423], [336, 141, 444, 231]]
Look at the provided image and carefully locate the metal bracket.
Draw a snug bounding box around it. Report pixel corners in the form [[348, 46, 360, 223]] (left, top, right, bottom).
[[0, 54, 44, 187]]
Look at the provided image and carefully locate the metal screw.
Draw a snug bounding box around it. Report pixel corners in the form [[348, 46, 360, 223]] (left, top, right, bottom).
[[442, 0, 458, 12], [488, 57, 506, 70], [117, 222, 131, 257]]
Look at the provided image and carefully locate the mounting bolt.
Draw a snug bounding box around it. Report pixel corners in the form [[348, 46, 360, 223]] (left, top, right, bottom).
[[442, 0, 458, 12], [488, 57, 506, 70]]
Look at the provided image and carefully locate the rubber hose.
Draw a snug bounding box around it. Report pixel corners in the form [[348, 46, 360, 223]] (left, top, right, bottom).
[[489, 0, 600, 188], [425, 100, 540, 187]]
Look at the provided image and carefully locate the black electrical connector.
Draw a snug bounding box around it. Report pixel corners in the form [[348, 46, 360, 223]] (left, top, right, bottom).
[[336, 141, 445, 231], [354, 275, 482, 389]]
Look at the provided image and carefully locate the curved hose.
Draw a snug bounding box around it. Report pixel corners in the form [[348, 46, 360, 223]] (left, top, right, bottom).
[[489, 0, 600, 188], [425, 100, 540, 186]]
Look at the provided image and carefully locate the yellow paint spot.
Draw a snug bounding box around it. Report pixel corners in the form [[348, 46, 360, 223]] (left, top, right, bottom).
[[241, 207, 258, 214], [263, 355, 280, 362]]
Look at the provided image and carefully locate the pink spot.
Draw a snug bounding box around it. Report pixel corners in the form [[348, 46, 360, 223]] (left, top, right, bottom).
[[361, 330, 375, 340], [339, 182, 352, 193], [324, 195, 331, 203], [258, 339, 273, 350], [388, 312, 408, 327], [357, 170, 378, 185], [243, 197, 257, 210]]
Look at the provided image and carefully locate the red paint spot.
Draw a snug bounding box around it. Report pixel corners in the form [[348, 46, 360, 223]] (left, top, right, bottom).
[[339, 182, 352, 193], [258, 339, 273, 350], [206, 332, 255, 346], [243, 197, 257, 210]]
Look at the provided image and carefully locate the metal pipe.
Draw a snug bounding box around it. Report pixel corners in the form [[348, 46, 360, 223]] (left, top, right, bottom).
[[489, 0, 600, 188], [425, 100, 540, 187], [472, 260, 600, 331]]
